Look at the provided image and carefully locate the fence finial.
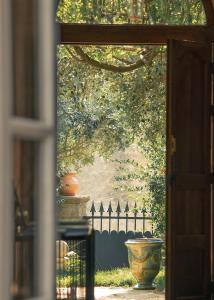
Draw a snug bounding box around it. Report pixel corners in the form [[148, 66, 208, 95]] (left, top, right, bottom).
[[86, 201, 152, 234], [90, 202, 96, 214], [116, 201, 121, 214], [99, 202, 105, 214], [124, 202, 129, 213], [107, 202, 113, 213], [134, 202, 138, 214]]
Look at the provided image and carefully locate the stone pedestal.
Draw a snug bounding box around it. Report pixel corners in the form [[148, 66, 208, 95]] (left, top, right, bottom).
[[58, 195, 90, 219]]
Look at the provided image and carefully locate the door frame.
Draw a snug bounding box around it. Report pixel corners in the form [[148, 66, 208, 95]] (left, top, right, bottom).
[[0, 1, 13, 299], [57, 7, 214, 299]]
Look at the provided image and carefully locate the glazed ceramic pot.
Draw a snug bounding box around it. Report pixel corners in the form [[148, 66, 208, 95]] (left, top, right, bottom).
[[125, 238, 163, 290], [61, 172, 79, 196]]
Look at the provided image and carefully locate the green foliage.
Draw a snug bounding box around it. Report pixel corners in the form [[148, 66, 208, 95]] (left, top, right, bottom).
[[140, 139, 166, 237], [154, 267, 165, 291], [56, 253, 86, 287], [57, 0, 205, 25], [95, 267, 165, 290], [57, 3, 205, 235], [57, 45, 136, 176], [57, 45, 165, 171], [113, 148, 165, 237], [57, 266, 165, 290], [95, 268, 136, 287]]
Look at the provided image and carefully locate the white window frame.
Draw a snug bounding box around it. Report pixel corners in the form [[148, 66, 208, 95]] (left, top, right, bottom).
[[0, 1, 56, 299]]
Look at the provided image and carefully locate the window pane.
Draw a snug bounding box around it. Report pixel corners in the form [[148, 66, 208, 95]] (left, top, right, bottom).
[[57, 0, 206, 25], [12, 139, 39, 299]]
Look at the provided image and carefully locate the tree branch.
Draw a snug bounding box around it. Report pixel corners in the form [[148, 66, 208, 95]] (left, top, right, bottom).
[[73, 46, 146, 73], [112, 55, 134, 65], [65, 46, 84, 62]]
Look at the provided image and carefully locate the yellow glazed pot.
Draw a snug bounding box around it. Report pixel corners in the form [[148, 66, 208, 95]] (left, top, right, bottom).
[[125, 238, 163, 290]]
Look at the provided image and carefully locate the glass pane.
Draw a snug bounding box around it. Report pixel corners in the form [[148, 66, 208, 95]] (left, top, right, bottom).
[[12, 1, 39, 119], [57, 0, 206, 25], [12, 139, 39, 299]]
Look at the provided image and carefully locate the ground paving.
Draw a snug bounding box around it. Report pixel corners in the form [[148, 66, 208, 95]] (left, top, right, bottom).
[[94, 287, 165, 300]]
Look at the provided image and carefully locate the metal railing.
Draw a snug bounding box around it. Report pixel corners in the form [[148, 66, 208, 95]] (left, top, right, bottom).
[[86, 201, 153, 234], [56, 220, 94, 300]]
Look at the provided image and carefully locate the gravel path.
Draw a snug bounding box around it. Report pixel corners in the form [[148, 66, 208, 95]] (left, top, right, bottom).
[[95, 287, 165, 300]]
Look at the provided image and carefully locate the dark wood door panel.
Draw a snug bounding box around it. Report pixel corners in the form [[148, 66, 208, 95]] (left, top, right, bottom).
[[167, 40, 211, 300]]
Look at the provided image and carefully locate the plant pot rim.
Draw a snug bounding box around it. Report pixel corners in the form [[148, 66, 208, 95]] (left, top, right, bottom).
[[62, 172, 77, 177], [125, 238, 163, 245]]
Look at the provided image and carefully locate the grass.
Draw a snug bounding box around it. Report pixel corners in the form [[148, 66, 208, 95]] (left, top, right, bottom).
[[95, 267, 165, 291], [56, 255, 85, 288], [154, 267, 165, 291], [57, 266, 165, 291], [95, 268, 136, 288]]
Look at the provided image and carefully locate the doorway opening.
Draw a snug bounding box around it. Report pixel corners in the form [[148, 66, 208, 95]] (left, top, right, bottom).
[[56, 2, 211, 300], [57, 44, 166, 300]]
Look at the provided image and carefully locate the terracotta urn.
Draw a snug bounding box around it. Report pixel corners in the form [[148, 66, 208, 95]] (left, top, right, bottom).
[[125, 238, 163, 290], [61, 172, 79, 196]]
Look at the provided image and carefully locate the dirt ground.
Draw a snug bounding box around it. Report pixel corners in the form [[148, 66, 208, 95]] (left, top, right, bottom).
[[95, 287, 165, 300]]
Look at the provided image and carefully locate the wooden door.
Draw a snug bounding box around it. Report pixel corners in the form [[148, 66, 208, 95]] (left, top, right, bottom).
[[167, 40, 212, 300]]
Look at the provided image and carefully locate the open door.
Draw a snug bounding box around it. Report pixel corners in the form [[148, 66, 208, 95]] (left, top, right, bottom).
[[167, 40, 212, 300]]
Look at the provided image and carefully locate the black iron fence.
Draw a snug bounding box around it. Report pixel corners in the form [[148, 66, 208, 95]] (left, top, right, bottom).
[[85, 201, 153, 270], [86, 201, 153, 234], [56, 220, 94, 300]]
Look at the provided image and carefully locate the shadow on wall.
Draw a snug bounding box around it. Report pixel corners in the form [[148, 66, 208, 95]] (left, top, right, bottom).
[[95, 230, 152, 271]]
